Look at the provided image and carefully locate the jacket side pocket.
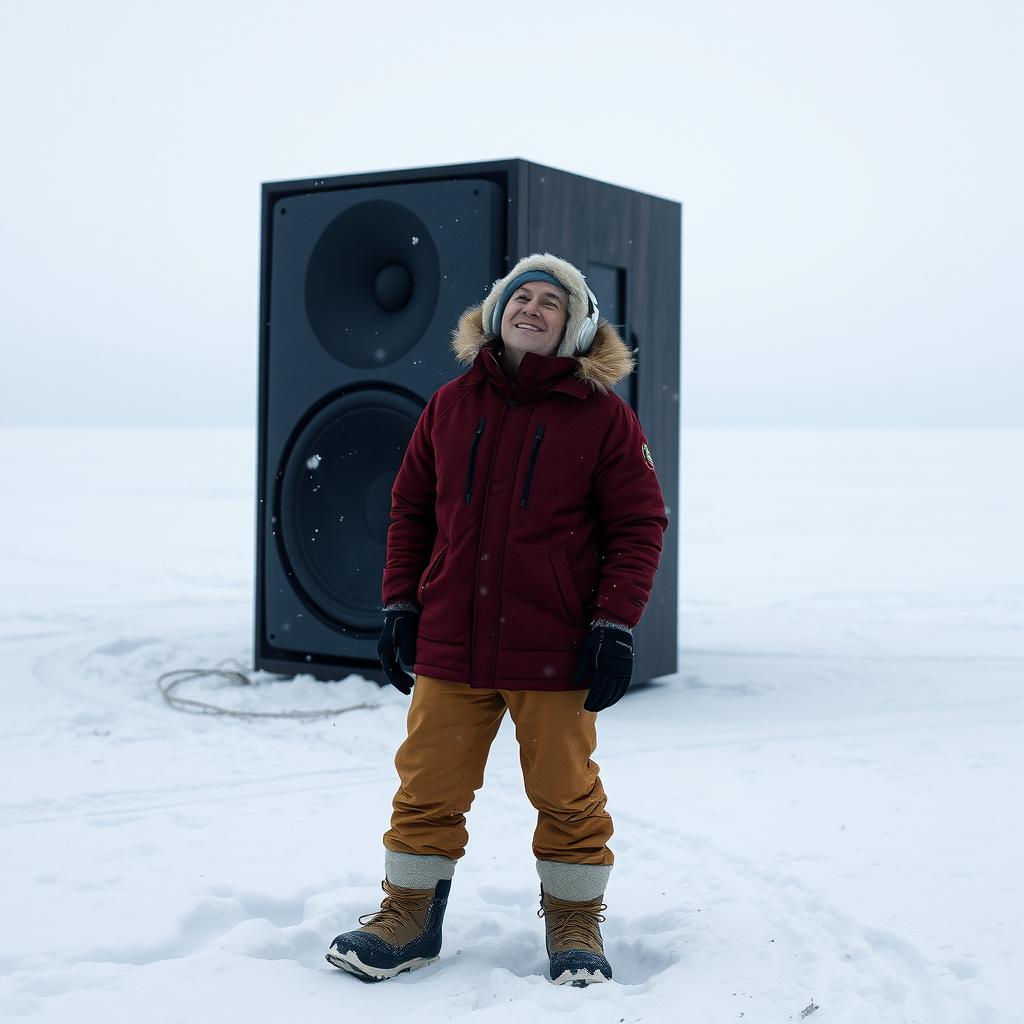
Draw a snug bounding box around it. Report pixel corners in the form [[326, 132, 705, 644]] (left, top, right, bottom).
[[549, 548, 585, 628], [418, 539, 449, 599]]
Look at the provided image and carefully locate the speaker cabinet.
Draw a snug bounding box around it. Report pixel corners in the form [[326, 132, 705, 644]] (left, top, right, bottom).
[[255, 159, 681, 685]]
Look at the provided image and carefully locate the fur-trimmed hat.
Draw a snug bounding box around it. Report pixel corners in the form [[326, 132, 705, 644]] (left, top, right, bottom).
[[481, 253, 598, 358]]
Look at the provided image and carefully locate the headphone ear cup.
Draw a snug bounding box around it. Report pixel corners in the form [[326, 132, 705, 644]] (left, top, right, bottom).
[[577, 317, 597, 353], [575, 283, 600, 353]]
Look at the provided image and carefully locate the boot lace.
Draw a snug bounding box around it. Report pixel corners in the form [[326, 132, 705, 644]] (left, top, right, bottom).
[[537, 893, 607, 950], [358, 878, 431, 943]]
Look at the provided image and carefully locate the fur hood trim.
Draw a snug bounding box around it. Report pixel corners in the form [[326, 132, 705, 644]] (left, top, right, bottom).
[[451, 303, 635, 394]]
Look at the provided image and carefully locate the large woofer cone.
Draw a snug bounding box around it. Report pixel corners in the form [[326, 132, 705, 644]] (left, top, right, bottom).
[[275, 388, 424, 632], [304, 200, 441, 368]]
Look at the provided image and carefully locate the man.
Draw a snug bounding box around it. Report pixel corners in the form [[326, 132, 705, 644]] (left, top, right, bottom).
[[326, 253, 668, 986]]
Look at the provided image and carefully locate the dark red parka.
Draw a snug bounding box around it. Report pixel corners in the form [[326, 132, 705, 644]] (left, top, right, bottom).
[[381, 304, 668, 691]]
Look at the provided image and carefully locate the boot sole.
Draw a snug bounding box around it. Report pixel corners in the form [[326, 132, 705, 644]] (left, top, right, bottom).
[[325, 947, 438, 982], [551, 968, 611, 987]]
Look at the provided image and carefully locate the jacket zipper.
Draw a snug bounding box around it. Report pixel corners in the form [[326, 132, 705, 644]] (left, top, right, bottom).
[[519, 423, 546, 509], [464, 418, 487, 503]]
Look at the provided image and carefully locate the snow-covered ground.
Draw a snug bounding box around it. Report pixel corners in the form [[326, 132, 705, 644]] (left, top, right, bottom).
[[1, 427, 1020, 1023]]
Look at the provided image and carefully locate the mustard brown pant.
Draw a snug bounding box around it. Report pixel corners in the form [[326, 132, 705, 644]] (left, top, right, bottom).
[[383, 675, 614, 867]]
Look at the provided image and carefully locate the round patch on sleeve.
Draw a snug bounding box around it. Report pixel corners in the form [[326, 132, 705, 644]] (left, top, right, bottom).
[[642, 442, 655, 469]]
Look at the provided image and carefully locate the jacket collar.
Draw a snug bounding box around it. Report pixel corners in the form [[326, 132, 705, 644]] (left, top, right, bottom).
[[459, 341, 589, 401], [450, 302, 635, 397]]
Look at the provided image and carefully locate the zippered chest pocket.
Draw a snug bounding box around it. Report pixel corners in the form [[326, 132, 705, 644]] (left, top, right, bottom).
[[519, 422, 546, 509], [464, 418, 486, 504]]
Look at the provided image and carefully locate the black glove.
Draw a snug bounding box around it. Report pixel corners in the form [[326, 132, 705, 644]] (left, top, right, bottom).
[[573, 625, 634, 712], [377, 608, 419, 695]]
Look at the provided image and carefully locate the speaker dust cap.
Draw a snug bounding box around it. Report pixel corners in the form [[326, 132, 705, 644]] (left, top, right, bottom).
[[275, 387, 424, 632], [304, 199, 441, 368]]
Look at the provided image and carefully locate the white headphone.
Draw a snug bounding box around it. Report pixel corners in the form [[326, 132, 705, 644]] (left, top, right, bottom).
[[576, 283, 600, 354]]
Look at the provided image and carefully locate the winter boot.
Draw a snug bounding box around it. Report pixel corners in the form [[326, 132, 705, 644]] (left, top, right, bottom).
[[536, 859, 613, 986], [538, 887, 613, 985], [326, 852, 454, 982]]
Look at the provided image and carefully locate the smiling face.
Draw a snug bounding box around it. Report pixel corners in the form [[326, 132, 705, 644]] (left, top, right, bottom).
[[499, 281, 569, 359]]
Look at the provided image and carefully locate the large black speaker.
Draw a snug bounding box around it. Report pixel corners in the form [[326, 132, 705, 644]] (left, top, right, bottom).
[[255, 159, 681, 685]]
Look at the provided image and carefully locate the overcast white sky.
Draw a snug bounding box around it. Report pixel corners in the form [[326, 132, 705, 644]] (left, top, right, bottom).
[[1, 0, 1020, 428]]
